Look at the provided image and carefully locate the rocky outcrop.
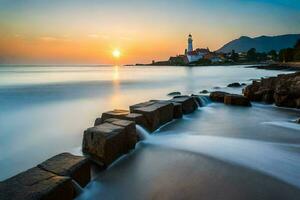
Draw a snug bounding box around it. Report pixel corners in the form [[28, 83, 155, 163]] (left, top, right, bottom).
[[209, 91, 230, 102], [243, 72, 300, 108], [224, 94, 251, 106], [171, 96, 198, 114], [0, 167, 74, 200], [38, 153, 91, 187], [82, 123, 127, 166], [130, 101, 174, 132]]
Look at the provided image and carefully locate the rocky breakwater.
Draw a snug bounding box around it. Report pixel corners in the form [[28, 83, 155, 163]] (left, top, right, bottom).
[[82, 95, 199, 168], [1, 95, 199, 200], [0, 153, 91, 200], [243, 72, 300, 108]]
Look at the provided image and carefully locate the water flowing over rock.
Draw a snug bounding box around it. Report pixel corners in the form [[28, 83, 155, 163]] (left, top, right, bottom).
[[243, 72, 300, 108], [0, 167, 74, 200]]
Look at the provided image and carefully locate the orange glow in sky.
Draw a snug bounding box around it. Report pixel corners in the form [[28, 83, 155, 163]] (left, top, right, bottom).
[[0, 0, 299, 64]]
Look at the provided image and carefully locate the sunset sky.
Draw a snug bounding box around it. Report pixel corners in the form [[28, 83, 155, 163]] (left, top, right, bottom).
[[0, 0, 300, 64]]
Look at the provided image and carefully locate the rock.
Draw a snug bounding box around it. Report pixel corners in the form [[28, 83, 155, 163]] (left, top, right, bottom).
[[104, 118, 138, 149], [0, 167, 74, 200], [213, 86, 221, 89], [82, 123, 127, 166], [150, 100, 183, 119], [209, 91, 230, 102], [167, 91, 181, 96], [241, 83, 247, 86], [227, 82, 241, 87], [296, 118, 300, 124], [95, 109, 147, 128], [224, 94, 251, 106], [243, 72, 300, 108], [130, 101, 174, 132], [38, 153, 91, 187], [199, 90, 209, 94], [172, 96, 198, 114]]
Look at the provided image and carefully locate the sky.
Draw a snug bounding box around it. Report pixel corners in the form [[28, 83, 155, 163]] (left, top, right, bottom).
[[0, 0, 299, 64]]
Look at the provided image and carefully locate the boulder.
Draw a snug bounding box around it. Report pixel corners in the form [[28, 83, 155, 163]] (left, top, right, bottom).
[[296, 118, 300, 124], [0, 167, 74, 200], [209, 91, 230, 102], [227, 82, 241, 87], [104, 118, 138, 149], [171, 96, 198, 114], [167, 91, 181, 96], [82, 123, 127, 166], [224, 94, 251, 106], [38, 153, 91, 187], [130, 101, 174, 132]]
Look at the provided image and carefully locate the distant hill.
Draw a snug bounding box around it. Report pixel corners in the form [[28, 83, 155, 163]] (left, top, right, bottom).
[[217, 34, 300, 53]]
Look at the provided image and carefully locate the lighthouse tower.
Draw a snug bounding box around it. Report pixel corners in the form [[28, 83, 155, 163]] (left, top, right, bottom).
[[188, 34, 193, 52]]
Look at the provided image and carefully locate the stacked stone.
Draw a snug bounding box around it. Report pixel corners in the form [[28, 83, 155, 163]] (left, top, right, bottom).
[[1, 95, 200, 200]]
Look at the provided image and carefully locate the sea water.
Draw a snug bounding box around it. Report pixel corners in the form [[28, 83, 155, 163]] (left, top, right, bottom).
[[0, 65, 299, 198]]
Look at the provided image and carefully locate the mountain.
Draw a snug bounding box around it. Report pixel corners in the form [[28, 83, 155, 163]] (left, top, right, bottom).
[[217, 34, 300, 53]]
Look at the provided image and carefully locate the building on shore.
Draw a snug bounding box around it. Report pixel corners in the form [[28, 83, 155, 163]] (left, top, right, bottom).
[[167, 34, 225, 65]]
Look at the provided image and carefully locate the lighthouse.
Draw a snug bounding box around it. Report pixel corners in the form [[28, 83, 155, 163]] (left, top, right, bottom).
[[188, 33, 193, 52]]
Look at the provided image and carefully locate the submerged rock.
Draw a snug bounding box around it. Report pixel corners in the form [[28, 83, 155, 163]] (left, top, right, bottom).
[[209, 91, 230, 102], [167, 91, 181, 96], [0, 167, 74, 200], [38, 153, 91, 187], [243, 72, 300, 108], [199, 90, 209, 94], [82, 123, 127, 166], [227, 82, 241, 87], [224, 94, 251, 107]]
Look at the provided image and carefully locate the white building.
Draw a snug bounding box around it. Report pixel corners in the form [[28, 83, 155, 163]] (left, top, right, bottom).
[[185, 34, 210, 63]]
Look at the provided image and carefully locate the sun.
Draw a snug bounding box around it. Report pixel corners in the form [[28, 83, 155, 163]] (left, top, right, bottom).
[[112, 49, 121, 58]]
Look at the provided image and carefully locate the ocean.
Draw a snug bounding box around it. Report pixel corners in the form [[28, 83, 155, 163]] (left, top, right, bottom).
[[0, 65, 299, 199]]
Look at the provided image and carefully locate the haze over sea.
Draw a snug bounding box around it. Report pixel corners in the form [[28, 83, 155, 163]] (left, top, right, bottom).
[[0, 65, 300, 199]]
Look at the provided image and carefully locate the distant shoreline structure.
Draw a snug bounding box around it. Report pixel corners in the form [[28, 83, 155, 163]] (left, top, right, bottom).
[[132, 33, 300, 67]]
